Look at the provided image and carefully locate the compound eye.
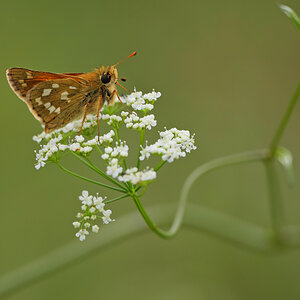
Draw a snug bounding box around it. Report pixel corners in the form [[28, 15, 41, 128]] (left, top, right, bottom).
[[101, 73, 111, 84]]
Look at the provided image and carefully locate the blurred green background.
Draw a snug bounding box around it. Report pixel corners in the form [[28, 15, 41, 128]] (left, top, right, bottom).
[[1, 0, 300, 299]]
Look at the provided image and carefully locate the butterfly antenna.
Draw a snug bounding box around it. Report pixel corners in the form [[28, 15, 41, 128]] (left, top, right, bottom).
[[116, 81, 128, 92], [113, 51, 136, 67]]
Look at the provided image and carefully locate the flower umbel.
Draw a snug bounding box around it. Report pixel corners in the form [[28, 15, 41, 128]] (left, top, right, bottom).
[[73, 191, 114, 241], [32, 90, 196, 241]]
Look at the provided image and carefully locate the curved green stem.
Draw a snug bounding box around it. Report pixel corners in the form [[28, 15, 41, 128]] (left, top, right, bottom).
[[265, 160, 284, 242], [132, 149, 270, 238], [269, 81, 300, 157], [56, 162, 125, 193]]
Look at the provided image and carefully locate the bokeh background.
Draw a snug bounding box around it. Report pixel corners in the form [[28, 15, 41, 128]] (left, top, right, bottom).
[[1, 0, 300, 299]]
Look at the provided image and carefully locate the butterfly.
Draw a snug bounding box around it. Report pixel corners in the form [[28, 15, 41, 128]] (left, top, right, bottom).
[[6, 52, 136, 133]]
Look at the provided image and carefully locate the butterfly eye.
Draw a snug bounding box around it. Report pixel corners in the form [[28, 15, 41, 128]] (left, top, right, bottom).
[[101, 73, 111, 84]]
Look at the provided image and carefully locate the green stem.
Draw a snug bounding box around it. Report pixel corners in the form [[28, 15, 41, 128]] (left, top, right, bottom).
[[114, 126, 120, 141], [265, 160, 284, 243], [104, 194, 129, 204], [132, 149, 270, 238], [269, 81, 300, 157], [71, 152, 127, 192], [137, 129, 145, 170], [2, 149, 298, 298], [95, 146, 103, 156], [56, 162, 125, 193], [154, 160, 167, 172], [0, 203, 286, 298]]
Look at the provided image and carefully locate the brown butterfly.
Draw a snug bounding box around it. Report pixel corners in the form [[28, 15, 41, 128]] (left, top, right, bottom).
[[6, 52, 136, 133]]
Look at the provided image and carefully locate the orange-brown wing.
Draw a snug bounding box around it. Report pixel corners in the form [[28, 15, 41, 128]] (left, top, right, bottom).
[[6, 68, 87, 101]]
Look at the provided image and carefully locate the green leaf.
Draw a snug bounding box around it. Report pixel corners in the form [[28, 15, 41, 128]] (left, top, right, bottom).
[[279, 4, 300, 33]]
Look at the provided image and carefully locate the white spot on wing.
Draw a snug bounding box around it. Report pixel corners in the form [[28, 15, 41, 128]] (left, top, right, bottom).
[[52, 83, 59, 88], [18, 80, 24, 83], [26, 72, 33, 79], [35, 97, 42, 105], [42, 89, 52, 97], [61, 91, 69, 100], [69, 86, 77, 89], [44, 102, 51, 109], [21, 83, 27, 87], [48, 106, 56, 114], [54, 107, 61, 114]]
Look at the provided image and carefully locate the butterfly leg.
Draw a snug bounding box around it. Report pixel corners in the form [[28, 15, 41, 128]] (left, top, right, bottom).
[[112, 90, 136, 116], [78, 102, 90, 135]]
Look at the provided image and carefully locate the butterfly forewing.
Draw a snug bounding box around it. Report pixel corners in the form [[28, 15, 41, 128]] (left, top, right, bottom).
[[6, 68, 88, 99], [6, 67, 102, 132], [28, 78, 94, 132]]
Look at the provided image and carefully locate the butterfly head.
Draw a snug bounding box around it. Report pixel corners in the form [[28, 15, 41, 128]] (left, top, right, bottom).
[[98, 66, 118, 86]]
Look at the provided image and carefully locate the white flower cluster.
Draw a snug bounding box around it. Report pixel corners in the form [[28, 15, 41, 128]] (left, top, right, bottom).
[[124, 114, 157, 130], [120, 90, 161, 112], [33, 114, 98, 143], [101, 113, 123, 126], [140, 128, 197, 163], [33, 130, 118, 169], [73, 190, 114, 241], [118, 167, 156, 184], [34, 134, 67, 169], [101, 140, 129, 178]]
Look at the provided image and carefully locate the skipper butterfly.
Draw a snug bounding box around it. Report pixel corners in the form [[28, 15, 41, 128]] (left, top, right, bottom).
[[6, 52, 136, 133]]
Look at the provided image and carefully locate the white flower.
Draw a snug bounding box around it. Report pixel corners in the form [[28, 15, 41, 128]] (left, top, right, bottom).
[[102, 209, 114, 224], [75, 229, 89, 242], [101, 153, 109, 160], [139, 128, 196, 163], [92, 225, 99, 233], [131, 97, 145, 110], [140, 115, 157, 130], [72, 221, 80, 228], [118, 167, 156, 184], [69, 142, 81, 152], [84, 222, 91, 228], [75, 135, 84, 143], [121, 89, 161, 111], [105, 147, 113, 154], [79, 190, 93, 206], [106, 158, 123, 178], [80, 146, 93, 153], [58, 144, 68, 151], [35, 155, 46, 170], [121, 111, 129, 117], [93, 196, 105, 212], [140, 169, 157, 182]]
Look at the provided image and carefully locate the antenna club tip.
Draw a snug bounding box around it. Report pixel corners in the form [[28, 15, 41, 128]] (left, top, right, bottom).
[[131, 51, 137, 56]]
